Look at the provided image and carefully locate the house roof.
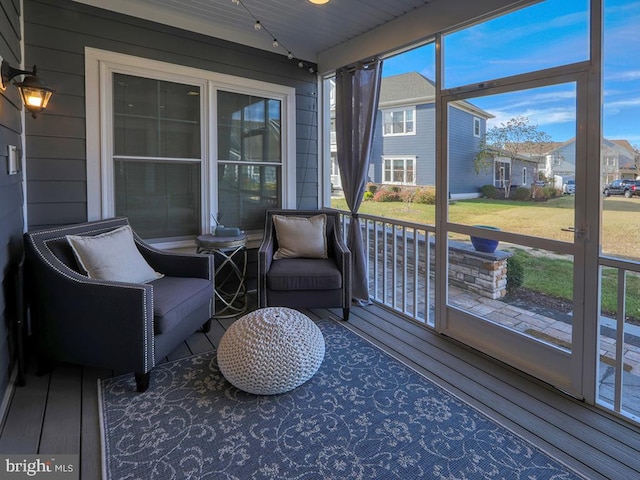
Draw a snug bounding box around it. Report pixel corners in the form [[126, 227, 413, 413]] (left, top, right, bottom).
[[611, 139, 636, 152], [379, 72, 493, 119]]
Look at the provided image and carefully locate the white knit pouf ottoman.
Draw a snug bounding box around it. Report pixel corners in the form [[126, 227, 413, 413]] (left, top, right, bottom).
[[217, 307, 325, 395]]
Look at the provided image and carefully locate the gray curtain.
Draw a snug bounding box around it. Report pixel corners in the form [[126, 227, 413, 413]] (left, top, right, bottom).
[[335, 59, 383, 303]]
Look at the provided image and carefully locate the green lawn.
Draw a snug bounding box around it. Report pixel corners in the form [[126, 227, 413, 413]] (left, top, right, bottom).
[[332, 195, 639, 259], [332, 194, 640, 318]]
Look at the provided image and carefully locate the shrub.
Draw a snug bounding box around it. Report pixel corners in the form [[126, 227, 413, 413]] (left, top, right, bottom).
[[414, 187, 436, 204], [507, 254, 525, 293], [366, 183, 378, 194], [363, 191, 374, 201], [513, 186, 531, 201], [389, 185, 401, 193], [373, 188, 400, 202], [400, 187, 417, 202], [481, 184, 498, 199]]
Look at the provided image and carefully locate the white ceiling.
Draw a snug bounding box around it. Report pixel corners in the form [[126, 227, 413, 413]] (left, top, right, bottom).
[[74, 0, 531, 72]]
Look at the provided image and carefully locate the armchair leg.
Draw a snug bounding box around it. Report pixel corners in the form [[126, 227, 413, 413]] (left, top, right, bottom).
[[342, 308, 350, 322], [201, 318, 212, 333], [135, 372, 150, 393]]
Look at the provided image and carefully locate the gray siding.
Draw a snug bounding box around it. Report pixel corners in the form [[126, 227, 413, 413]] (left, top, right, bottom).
[[370, 102, 486, 195], [0, 0, 24, 413], [370, 104, 436, 186], [24, 0, 319, 230], [448, 106, 490, 195]]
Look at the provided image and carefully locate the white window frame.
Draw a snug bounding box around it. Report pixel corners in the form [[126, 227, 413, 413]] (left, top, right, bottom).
[[85, 47, 296, 248], [383, 156, 416, 185], [473, 117, 481, 137], [382, 107, 416, 136], [493, 157, 512, 188]]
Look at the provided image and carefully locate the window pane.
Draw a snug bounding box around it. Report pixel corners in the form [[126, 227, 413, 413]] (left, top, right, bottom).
[[601, 0, 640, 262], [217, 91, 281, 162], [114, 160, 201, 239], [218, 164, 281, 231], [406, 160, 415, 184], [114, 74, 200, 158], [449, 83, 577, 243], [443, 0, 589, 88]]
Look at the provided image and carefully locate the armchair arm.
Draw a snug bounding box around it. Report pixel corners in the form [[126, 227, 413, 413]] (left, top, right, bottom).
[[257, 227, 276, 308], [135, 238, 212, 280], [330, 226, 352, 308]]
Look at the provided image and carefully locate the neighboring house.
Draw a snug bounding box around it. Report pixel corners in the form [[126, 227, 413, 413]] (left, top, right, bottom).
[[543, 137, 637, 187], [369, 72, 495, 198], [330, 72, 496, 198], [481, 147, 540, 192]]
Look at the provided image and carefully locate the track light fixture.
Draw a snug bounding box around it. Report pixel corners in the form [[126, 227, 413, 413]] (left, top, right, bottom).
[[0, 56, 54, 118]]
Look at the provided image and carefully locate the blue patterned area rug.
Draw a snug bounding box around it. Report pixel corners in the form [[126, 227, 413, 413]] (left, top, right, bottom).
[[99, 318, 584, 479]]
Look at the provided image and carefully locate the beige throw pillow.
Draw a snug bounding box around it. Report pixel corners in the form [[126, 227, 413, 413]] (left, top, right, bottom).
[[66, 225, 163, 283], [273, 214, 328, 260]]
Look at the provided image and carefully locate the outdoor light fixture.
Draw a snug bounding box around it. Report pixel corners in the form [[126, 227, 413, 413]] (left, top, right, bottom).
[[0, 56, 54, 118]]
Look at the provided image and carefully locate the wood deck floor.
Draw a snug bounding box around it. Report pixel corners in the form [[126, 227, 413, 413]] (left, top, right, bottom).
[[1, 295, 639, 480]]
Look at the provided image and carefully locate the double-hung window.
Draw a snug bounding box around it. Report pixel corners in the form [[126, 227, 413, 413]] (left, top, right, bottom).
[[113, 74, 202, 240], [383, 156, 416, 184], [473, 117, 481, 137], [383, 108, 415, 136], [86, 49, 295, 246], [216, 91, 282, 231]]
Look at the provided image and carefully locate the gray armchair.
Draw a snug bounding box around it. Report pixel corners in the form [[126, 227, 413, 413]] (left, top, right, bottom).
[[258, 209, 351, 320], [23, 217, 213, 392]]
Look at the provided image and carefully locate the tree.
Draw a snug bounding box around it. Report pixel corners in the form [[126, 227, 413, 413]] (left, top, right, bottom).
[[474, 115, 553, 198]]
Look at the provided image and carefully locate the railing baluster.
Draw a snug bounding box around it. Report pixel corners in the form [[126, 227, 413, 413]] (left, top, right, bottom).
[[328, 208, 436, 325], [415, 230, 420, 318], [615, 268, 626, 413], [402, 226, 408, 315]]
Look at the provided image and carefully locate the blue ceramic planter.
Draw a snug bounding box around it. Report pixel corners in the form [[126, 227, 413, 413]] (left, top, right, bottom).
[[470, 225, 500, 253]]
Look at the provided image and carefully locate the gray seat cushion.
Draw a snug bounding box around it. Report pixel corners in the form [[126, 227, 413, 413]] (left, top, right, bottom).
[[151, 276, 212, 334], [267, 258, 342, 291]]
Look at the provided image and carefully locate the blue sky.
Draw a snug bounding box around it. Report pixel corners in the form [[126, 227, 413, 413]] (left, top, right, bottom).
[[382, 0, 639, 146]]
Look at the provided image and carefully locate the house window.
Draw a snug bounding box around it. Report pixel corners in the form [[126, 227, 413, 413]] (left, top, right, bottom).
[[494, 159, 511, 188], [86, 48, 296, 246], [473, 117, 481, 137], [383, 108, 415, 136], [113, 74, 202, 239], [522, 167, 527, 186], [217, 91, 282, 231], [383, 157, 416, 184]]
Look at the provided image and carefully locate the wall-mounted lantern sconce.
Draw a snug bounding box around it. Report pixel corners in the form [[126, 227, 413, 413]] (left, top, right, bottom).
[[0, 55, 54, 118]]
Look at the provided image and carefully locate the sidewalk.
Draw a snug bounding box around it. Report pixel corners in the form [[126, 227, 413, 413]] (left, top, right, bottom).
[[445, 285, 640, 417]]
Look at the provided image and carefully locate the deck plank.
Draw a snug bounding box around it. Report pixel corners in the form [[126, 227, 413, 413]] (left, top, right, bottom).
[[39, 364, 83, 455], [81, 367, 110, 480], [0, 370, 50, 453]]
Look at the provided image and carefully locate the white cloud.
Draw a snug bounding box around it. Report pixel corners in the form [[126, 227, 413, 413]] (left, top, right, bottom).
[[486, 107, 575, 131]]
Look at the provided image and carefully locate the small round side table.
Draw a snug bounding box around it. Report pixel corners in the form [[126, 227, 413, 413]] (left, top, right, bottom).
[[196, 233, 248, 318]]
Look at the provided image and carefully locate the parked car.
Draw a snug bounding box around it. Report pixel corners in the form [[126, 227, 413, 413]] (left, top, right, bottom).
[[602, 179, 640, 198], [562, 180, 575, 195]]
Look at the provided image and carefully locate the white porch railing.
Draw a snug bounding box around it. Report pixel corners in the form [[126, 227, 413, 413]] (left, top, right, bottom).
[[335, 210, 435, 326]]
